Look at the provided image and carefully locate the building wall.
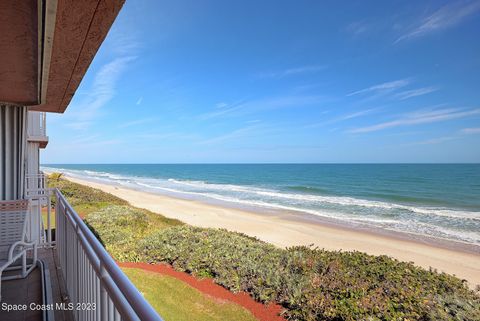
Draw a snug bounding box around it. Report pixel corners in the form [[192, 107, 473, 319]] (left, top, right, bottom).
[[26, 142, 40, 175], [0, 104, 27, 200], [0, 105, 45, 242]]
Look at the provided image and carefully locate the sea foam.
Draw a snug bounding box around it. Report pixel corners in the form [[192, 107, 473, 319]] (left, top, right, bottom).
[[41, 165, 480, 246]]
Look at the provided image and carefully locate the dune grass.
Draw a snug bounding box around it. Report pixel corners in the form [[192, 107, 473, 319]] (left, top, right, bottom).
[[85, 205, 182, 261], [47, 172, 128, 217], [122, 267, 258, 321]]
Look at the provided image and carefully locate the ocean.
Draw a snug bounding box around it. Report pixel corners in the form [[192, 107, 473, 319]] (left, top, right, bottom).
[[42, 164, 480, 247]]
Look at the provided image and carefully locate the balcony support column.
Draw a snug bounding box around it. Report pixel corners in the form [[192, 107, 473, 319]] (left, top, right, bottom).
[[25, 111, 46, 243], [0, 103, 27, 201]]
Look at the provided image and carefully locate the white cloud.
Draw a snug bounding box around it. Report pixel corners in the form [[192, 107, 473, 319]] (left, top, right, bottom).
[[395, 1, 480, 43], [118, 118, 156, 128], [60, 137, 120, 148], [70, 135, 100, 144], [134, 132, 184, 140], [305, 108, 379, 129], [66, 56, 136, 129], [61, 25, 141, 131], [200, 95, 326, 120], [407, 136, 457, 146], [199, 100, 248, 120], [136, 96, 143, 105], [90, 56, 136, 109], [215, 102, 228, 108], [349, 107, 480, 133], [395, 87, 438, 100], [461, 127, 480, 134], [345, 21, 370, 36], [259, 65, 327, 78], [337, 108, 379, 121], [106, 24, 141, 56], [198, 124, 280, 145], [65, 121, 93, 131], [347, 79, 410, 96], [199, 126, 260, 145]]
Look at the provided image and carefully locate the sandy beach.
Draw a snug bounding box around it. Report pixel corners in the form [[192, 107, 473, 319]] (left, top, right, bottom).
[[62, 175, 480, 289]]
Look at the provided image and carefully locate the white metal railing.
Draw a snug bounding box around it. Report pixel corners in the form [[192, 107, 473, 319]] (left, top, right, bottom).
[[27, 111, 47, 137], [26, 187, 54, 247], [25, 172, 47, 197], [55, 189, 163, 321], [41, 112, 46, 134]]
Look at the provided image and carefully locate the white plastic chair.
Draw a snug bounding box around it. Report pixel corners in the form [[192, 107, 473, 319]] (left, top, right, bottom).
[[0, 200, 38, 301]]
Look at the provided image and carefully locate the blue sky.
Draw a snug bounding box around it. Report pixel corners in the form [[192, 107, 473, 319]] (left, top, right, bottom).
[[43, 0, 480, 163]]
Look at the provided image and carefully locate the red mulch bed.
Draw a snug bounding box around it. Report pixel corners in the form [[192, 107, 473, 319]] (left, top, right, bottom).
[[118, 262, 286, 321]]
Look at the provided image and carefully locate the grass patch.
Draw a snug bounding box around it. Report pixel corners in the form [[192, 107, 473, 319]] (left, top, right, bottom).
[[122, 267, 258, 321], [41, 207, 55, 229]]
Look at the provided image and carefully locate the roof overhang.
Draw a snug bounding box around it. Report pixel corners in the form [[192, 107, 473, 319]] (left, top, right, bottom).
[[0, 0, 125, 113]]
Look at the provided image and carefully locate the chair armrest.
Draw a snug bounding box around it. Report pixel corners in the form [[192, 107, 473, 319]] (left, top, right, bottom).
[[8, 241, 37, 261]]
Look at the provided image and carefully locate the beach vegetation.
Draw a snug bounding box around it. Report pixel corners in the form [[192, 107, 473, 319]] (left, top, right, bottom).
[[47, 175, 128, 216], [50, 174, 480, 321], [135, 225, 480, 321], [85, 205, 182, 261]]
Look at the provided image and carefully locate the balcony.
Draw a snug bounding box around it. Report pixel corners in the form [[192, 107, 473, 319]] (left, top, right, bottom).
[[0, 189, 163, 321], [25, 172, 47, 198], [1, 248, 70, 321], [27, 112, 48, 148]]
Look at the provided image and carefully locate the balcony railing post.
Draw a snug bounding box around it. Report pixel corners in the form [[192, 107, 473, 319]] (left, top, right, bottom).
[[47, 193, 52, 245], [100, 263, 108, 321], [74, 223, 80, 321]]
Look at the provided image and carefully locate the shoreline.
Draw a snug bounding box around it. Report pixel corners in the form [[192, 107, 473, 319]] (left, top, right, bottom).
[[58, 174, 480, 288]]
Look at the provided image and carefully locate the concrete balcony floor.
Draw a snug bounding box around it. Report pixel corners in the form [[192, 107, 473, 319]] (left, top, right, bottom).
[[0, 248, 74, 321]]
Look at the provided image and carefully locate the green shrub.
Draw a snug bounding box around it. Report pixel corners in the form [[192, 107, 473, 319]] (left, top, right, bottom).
[[139, 226, 480, 321], [85, 205, 182, 261], [48, 172, 64, 181], [140, 226, 285, 299]]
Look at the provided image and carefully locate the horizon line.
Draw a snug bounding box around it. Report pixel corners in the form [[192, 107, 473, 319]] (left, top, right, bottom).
[[41, 162, 480, 165]]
